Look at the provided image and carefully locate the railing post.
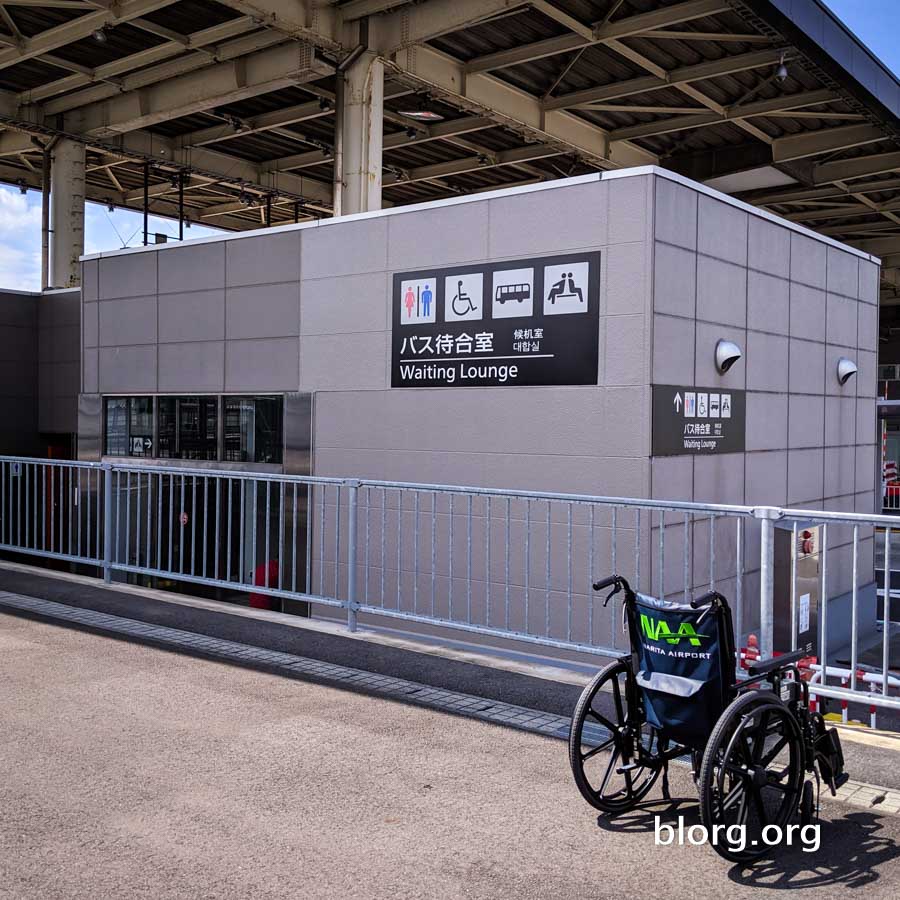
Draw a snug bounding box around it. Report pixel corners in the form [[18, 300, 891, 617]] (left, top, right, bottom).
[[103, 464, 113, 584], [345, 479, 361, 633], [754, 506, 782, 659]]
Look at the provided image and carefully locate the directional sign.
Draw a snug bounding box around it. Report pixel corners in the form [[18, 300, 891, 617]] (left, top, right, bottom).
[[391, 252, 601, 388], [652, 384, 746, 456]]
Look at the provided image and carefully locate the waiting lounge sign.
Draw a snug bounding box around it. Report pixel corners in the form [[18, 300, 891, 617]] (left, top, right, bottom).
[[651, 385, 747, 456], [391, 251, 601, 388]]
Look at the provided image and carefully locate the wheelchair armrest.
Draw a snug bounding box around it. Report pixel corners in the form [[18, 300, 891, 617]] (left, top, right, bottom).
[[746, 648, 806, 678]]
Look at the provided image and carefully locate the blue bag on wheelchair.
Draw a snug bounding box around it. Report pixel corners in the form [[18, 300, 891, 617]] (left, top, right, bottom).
[[627, 594, 734, 749]]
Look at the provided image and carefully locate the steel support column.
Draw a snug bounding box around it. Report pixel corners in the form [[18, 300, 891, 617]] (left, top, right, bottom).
[[48, 138, 85, 289], [339, 49, 383, 215]]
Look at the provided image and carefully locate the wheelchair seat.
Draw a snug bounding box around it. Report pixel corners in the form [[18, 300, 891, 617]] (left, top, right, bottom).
[[627, 592, 736, 750]]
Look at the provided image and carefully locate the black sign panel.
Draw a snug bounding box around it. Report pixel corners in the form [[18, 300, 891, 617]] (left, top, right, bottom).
[[652, 385, 746, 456], [391, 252, 600, 388]]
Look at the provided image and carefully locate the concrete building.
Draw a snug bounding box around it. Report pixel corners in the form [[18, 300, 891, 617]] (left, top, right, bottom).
[[0, 1, 895, 657], [73, 166, 880, 643]]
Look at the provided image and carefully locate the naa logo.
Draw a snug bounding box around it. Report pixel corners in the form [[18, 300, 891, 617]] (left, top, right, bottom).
[[640, 614, 707, 646]]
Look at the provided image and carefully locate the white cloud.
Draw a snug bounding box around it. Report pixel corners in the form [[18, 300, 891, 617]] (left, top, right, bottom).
[[0, 187, 42, 291], [0, 184, 225, 292]]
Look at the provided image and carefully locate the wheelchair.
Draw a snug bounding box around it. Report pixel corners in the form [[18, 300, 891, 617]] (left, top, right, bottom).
[[569, 575, 848, 862]]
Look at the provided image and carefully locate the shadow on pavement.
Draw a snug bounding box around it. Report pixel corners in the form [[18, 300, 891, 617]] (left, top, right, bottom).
[[594, 800, 900, 888], [729, 813, 899, 890]]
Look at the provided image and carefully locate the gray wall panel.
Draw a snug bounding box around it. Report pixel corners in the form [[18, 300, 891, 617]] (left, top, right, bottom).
[[99, 250, 157, 300], [301, 217, 388, 279], [225, 230, 301, 287], [225, 337, 299, 392], [99, 345, 157, 394], [748, 218, 790, 279], [299, 332, 387, 393], [99, 296, 158, 347], [82, 258, 99, 302], [300, 271, 390, 335], [654, 176, 697, 251], [698, 196, 748, 266], [696, 255, 746, 327], [488, 181, 609, 257], [226, 282, 299, 340], [790, 233, 827, 289], [83, 301, 98, 347], [824, 395, 857, 447], [387, 201, 489, 269], [827, 245, 859, 298], [652, 313, 695, 385], [606, 241, 648, 317], [83, 348, 98, 394], [0, 290, 38, 454], [746, 330, 789, 393], [158, 242, 225, 294], [607, 176, 647, 245], [158, 341, 225, 393], [789, 283, 826, 342], [159, 290, 225, 344], [746, 392, 788, 452], [747, 271, 789, 335], [788, 394, 825, 449], [826, 292, 858, 347], [652, 243, 695, 319]]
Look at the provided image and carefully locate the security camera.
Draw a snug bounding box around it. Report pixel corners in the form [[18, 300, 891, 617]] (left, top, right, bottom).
[[715, 339, 743, 375], [837, 357, 858, 385]]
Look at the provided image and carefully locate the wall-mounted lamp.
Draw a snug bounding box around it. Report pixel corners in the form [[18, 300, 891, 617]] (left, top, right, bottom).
[[715, 339, 742, 374], [837, 357, 858, 385]]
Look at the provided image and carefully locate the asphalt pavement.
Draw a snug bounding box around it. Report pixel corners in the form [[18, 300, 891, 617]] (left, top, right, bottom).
[[2, 612, 900, 900]]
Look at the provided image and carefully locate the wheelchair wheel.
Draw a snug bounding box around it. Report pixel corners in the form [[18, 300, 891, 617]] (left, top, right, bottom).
[[569, 659, 666, 813], [699, 691, 804, 862]]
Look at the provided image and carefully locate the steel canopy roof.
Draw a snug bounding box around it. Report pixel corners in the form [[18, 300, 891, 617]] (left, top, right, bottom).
[[0, 0, 897, 295]]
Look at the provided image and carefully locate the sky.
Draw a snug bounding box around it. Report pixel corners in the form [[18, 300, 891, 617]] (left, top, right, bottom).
[[0, 1, 898, 292]]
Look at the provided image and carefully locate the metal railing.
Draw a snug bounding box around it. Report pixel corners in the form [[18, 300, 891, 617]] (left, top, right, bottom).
[[0, 455, 896, 722]]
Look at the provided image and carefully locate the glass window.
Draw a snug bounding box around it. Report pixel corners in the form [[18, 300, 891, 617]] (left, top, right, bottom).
[[158, 397, 218, 461], [224, 396, 283, 464], [104, 397, 153, 457]]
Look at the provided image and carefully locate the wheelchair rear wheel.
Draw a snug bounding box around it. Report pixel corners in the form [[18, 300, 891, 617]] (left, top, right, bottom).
[[569, 659, 666, 813], [699, 691, 804, 862]]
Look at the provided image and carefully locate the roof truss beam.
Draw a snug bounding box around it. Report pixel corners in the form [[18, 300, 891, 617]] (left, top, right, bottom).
[[388, 43, 656, 169], [267, 114, 496, 171], [464, 0, 731, 74], [544, 48, 787, 111], [813, 151, 900, 185], [18, 16, 259, 107], [606, 89, 836, 141], [383, 144, 562, 186], [0, 0, 179, 73], [772, 123, 887, 162], [72, 43, 332, 136]]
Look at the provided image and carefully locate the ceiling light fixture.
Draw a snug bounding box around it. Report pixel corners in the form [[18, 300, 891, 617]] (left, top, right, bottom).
[[398, 109, 444, 123], [775, 51, 788, 83]]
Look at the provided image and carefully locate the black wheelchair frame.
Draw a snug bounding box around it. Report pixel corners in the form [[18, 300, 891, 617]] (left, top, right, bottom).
[[568, 575, 848, 862]]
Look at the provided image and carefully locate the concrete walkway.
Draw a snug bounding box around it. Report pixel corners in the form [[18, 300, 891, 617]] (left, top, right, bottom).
[[3, 612, 900, 899]]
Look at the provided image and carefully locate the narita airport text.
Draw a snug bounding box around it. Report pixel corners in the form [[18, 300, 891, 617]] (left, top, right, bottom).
[[399, 362, 519, 384]]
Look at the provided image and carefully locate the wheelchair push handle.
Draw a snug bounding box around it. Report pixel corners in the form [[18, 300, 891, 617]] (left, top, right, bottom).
[[690, 590, 728, 626], [592, 575, 621, 592], [592, 574, 633, 608], [690, 590, 725, 609]]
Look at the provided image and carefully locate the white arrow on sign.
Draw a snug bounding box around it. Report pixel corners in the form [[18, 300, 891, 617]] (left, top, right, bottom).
[[673, 392, 682, 412]]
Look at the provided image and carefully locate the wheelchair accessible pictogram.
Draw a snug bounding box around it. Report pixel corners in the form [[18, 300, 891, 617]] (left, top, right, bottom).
[[444, 272, 483, 322]]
